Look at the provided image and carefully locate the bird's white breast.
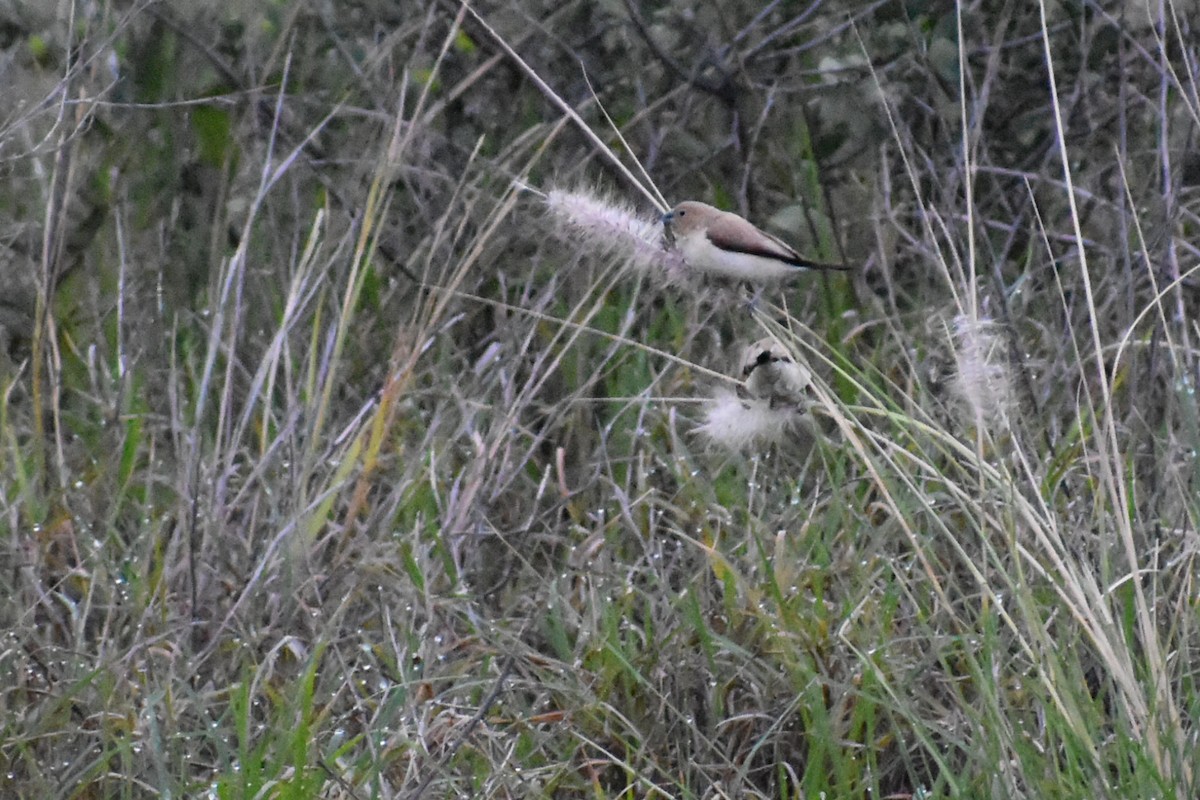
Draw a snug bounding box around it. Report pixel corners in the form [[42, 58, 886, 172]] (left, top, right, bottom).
[[676, 229, 801, 281]]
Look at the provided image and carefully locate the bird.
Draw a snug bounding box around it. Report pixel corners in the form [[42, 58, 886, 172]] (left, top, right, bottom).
[[661, 201, 849, 282], [740, 337, 813, 409]]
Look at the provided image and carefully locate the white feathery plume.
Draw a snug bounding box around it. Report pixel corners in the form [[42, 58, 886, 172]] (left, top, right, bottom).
[[952, 314, 1014, 429], [695, 390, 796, 449], [543, 187, 688, 283]]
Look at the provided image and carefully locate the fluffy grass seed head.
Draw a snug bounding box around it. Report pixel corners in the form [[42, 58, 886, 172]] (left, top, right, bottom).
[[695, 389, 796, 449], [544, 186, 688, 283], [951, 314, 1014, 429]]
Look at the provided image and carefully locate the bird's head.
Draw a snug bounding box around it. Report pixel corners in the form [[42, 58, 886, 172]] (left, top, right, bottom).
[[661, 201, 715, 231], [662, 201, 719, 247]]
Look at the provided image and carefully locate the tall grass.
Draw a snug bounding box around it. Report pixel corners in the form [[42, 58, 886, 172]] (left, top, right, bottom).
[[1, 1, 1198, 798]]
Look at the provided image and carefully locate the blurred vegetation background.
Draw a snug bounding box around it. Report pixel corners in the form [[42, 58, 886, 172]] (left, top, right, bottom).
[[2, 0, 1199, 797]]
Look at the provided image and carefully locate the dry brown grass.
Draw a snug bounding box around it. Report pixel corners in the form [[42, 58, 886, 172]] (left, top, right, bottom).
[[1, 1, 1198, 798]]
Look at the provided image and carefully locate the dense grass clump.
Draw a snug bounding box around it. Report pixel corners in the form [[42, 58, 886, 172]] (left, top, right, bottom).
[[1, 1, 1198, 798]]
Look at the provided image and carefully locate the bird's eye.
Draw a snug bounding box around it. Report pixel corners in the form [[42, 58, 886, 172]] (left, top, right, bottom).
[[678, 210, 685, 216]]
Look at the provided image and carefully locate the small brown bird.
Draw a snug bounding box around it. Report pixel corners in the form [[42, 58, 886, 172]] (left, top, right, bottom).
[[662, 201, 848, 282], [741, 338, 812, 409]]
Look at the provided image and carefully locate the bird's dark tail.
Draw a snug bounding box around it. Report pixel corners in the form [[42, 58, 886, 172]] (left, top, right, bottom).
[[792, 257, 853, 271]]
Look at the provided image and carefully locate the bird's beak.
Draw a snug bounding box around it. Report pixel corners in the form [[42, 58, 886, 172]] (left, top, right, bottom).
[[660, 211, 676, 247]]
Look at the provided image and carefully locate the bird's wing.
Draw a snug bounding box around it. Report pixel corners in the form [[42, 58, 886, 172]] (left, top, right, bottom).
[[706, 212, 851, 271], [705, 213, 799, 262]]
